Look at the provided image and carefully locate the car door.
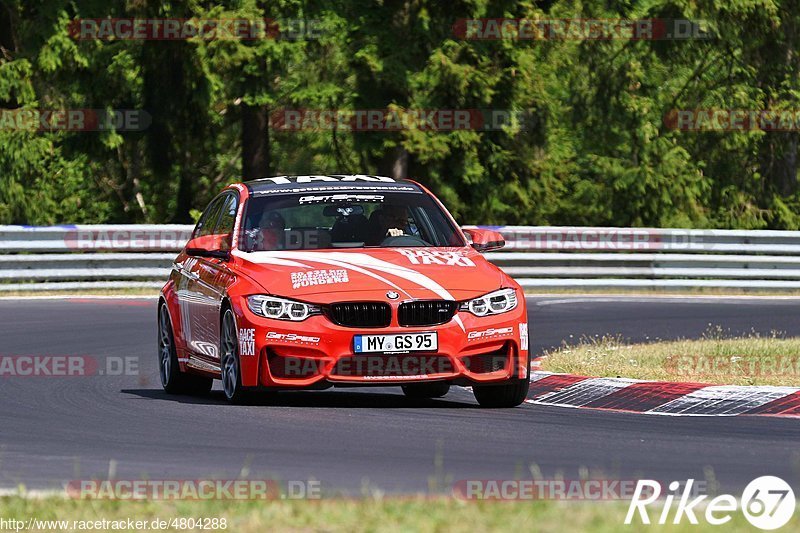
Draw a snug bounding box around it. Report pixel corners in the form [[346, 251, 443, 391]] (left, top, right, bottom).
[[188, 192, 239, 371], [178, 195, 225, 367]]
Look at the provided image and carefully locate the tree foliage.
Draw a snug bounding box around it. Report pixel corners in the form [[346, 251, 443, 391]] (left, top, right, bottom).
[[0, 0, 799, 227]]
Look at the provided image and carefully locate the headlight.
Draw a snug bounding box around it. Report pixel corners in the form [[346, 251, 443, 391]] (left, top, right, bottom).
[[246, 295, 321, 321], [459, 288, 518, 317]]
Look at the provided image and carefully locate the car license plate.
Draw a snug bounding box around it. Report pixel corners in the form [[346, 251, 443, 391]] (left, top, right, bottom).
[[354, 332, 438, 353]]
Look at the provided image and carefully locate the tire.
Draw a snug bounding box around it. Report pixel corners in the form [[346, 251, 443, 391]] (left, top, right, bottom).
[[472, 379, 530, 408], [473, 352, 532, 408], [220, 308, 248, 404], [158, 303, 213, 395], [402, 382, 450, 399]]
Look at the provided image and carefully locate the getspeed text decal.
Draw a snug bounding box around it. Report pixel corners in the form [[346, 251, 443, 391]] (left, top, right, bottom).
[[468, 326, 514, 341], [266, 332, 321, 345]]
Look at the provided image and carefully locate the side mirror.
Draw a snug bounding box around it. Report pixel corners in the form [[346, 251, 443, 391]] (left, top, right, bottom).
[[463, 228, 505, 253], [186, 234, 231, 260]]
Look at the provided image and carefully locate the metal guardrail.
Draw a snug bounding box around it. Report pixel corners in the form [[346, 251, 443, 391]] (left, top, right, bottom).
[[0, 225, 192, 252], [2, 225, 800, 291]]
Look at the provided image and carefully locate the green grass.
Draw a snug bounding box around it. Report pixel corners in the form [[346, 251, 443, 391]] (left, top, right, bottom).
[[541, 331, 800, 386], [1, 495, 794, 532]]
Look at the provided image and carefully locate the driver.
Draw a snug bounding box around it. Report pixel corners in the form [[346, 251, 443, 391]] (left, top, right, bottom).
[[374, 204, 410, 238]]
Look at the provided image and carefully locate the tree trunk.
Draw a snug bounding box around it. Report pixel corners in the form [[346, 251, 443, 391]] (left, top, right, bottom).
[[242, 104, 270, 180], [175, 159, 193, 223], [761, 133, 799, 196], [0, 2, 17, 57], [377, 145, 408, 180]]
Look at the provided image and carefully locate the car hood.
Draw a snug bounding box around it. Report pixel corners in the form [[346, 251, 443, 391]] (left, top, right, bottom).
[[232, 248, 505, 303]]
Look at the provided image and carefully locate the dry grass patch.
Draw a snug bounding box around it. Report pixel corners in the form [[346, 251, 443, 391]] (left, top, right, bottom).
[[541, 330, 800, 386]]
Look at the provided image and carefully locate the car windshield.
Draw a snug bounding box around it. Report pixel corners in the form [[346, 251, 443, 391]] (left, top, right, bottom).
[[239, 191, 465, 251]]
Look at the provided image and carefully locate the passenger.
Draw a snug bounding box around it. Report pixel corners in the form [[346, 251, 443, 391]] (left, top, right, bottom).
[[256, 211, 286, 250], [331, 213, 370, 244]]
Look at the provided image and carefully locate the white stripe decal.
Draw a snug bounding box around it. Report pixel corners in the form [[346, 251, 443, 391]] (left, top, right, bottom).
[[240, 251, 437, 297], [235, 250, 410, 296], [282, 251, 455, 300], [255, 258, 313, 269], [232, 250, 312, 269], [275, 255, 413, 299]]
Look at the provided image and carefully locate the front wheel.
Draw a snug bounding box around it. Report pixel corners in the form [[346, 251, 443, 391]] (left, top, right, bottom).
[[158, 303, 212, 395], [220, 308, 248, 404], [402, 382, 450, 399], [473, 378, 530, 408]]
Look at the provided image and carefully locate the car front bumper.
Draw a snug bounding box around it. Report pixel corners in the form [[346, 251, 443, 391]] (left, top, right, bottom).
[[233, 299, 529, 389]]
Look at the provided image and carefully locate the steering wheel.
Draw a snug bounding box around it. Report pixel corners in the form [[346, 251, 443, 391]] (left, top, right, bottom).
[[380, 235, 430, 247]]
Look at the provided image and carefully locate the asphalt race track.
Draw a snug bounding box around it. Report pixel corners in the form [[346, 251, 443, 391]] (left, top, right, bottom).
[[1, 296, 799, 494]]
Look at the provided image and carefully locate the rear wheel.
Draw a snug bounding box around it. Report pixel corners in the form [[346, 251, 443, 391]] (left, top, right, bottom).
[[220, 309, 248, 404], [158, 303, 212, 395], [402, 382, 450, 399]]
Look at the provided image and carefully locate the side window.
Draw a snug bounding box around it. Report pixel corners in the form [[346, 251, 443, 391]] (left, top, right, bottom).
[[216, 193, 238, 237], [193, 197, 225, 239]]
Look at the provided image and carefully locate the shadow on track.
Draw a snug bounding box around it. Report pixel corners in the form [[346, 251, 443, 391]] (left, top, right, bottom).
[[120, 388, 478, 409]]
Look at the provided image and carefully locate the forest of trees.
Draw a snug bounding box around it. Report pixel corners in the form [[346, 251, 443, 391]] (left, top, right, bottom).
[[1, 0, 799, 229]]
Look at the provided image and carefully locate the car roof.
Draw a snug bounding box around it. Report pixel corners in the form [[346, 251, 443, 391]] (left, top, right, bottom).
[[242, 175, 424, 197]]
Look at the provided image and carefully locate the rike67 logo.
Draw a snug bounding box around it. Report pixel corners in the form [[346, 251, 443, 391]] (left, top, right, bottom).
[[626, 477, 796, 530]]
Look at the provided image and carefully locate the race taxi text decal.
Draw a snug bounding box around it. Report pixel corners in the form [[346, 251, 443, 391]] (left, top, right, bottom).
[[239, 328, 255, 356], [396, 250, 475, 267]]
